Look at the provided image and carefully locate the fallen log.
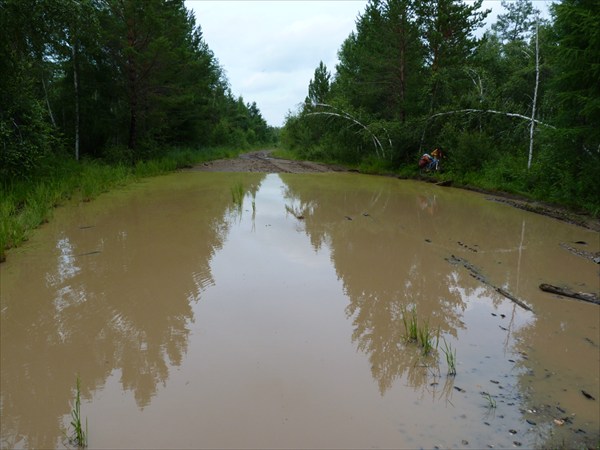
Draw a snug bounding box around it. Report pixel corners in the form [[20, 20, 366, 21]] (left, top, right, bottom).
[[446, 255, 533, 312], [496, 287, 533, 312], [559, 243, 600, 264], [539, 283, 600, 305]]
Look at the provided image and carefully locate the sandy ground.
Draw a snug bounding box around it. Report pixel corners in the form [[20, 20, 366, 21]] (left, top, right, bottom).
[[188, 150, 600, 234]]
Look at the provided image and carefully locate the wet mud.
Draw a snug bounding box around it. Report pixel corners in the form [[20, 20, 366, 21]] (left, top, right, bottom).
[[187, 150, 343, 174], [1, 169, 598, 449]]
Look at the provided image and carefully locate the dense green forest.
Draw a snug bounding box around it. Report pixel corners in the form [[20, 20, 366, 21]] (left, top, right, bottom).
[[0, 0, 275, 177], [282, 0, 599, 213], [0, 0, 278, 260]]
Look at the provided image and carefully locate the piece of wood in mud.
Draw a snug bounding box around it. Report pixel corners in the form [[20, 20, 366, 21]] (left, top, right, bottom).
[[559, 242, 600, 264], [539, 283, 600, 305], [496, 287, 533, 312], [446, 254, 533, 312]]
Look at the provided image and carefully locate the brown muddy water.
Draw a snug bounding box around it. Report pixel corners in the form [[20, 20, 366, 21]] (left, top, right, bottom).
[[1, 172, 598, 449]]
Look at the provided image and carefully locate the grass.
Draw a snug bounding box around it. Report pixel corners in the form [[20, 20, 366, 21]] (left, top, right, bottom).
[[279, 146, 600, 217], [67, 376, 88, 448], [231, 182, 245, 209], [440, 338, 457, 376], [483, 392, 497, 409], [270, 148, 301, 161], [0, 147, 242, 263], [417, 322, 437, 356], [401, 306, 439, 356], [401, 306, 419, 343]]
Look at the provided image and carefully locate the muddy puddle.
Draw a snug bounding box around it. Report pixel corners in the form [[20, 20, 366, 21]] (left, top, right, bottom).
[[1, 172, 598, 449]]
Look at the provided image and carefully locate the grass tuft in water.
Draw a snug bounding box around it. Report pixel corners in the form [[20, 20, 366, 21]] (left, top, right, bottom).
[[483, 392, 497, 409], [441, 338, 457, 376], [401, 306, 419, 343], [231, 182, 245, 209], [67, 376, 88, 448], [417, 320, 436, 356], [401, 306, 439, 356]]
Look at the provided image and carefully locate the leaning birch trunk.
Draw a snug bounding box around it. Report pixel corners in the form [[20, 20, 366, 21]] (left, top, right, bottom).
[[528, 20, 540, 170], [41, 76, 56, 128], [72, 40, 80, 161], [306, 103, 387, 159]]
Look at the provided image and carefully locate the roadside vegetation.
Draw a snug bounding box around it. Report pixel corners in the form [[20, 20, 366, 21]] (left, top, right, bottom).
[[281, 0, 600, 216], [0, 147, 249, 262]]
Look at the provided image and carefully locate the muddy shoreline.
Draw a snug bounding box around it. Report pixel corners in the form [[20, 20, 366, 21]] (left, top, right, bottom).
[[190, 150, 600, 233]]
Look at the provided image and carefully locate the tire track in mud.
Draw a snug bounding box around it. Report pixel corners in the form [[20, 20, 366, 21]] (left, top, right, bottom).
[[190, 150, 339, 173]]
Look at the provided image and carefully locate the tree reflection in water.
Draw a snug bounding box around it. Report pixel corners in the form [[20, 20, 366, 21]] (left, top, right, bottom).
[[0, 173, 266, 448], [281, 173, 599, 448], [281, 174, 468, 395]]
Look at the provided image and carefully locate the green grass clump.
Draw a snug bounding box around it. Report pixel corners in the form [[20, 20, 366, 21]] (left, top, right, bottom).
[[483, 392, 496, 409], [231, 182, 245, 209], [67, 376, 88, 448], [401, 306, 439, 356], [402, 306, 419, 343], [441, 338, 457, 376], [417, 321, 437, 356]]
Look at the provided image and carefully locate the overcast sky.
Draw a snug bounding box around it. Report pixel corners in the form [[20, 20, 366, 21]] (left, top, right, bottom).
[[185, 1, 553, 127]]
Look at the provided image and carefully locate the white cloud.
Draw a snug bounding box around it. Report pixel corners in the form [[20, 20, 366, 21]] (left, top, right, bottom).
[[186, 0, 554, 128], [186, 0, 365, 126]]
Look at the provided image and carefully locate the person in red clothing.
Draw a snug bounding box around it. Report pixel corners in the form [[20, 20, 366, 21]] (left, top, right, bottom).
[[418, 148, 443, 171]]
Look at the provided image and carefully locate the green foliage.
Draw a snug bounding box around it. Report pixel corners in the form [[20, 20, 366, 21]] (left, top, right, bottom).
[[0, 0, 273, 182], [307, 61, 331, 106], [491, 0, 540, 42], [0, 147, 240, 262], [281, 0, 600, 214], [550, 0, 600, 161], [445, 129, 495, 174], [0, 42, 60, 179]]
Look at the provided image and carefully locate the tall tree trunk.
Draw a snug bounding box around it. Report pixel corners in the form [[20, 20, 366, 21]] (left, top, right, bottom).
[[41, 76, 56, 128], [527, 20, 540, 170], [128, 83, 137, 150], [127, 22, 138, 151], [72, 40, 80, 161], [399, 40, 406, 123]]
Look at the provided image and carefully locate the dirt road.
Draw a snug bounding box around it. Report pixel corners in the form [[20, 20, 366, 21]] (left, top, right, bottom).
[[189, 150, 342, 174], [188, 150, 599, 232]]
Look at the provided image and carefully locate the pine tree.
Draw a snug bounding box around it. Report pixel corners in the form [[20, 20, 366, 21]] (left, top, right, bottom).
[[551, 0, 600, 153], [491, 0, 540, 43], [307, 61, 331, 106]]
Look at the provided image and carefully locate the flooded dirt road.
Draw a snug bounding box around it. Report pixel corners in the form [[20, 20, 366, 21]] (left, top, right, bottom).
[[1, 168, 598, 449], [188, 150, 343, 174]]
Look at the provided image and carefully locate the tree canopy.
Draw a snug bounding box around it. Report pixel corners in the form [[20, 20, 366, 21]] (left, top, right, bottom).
[[282, 0, 600, 213], [0, 0, 275, 179]]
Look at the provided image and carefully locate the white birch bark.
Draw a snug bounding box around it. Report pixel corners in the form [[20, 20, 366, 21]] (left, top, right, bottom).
[[306, 103, 388, 158], [528, 20, 540, 170]]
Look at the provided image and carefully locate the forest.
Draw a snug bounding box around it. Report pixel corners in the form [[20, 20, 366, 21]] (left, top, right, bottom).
[[282, 0, 599, 214], [1, 0, 275, 175], [0, 0, 277, 260]]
